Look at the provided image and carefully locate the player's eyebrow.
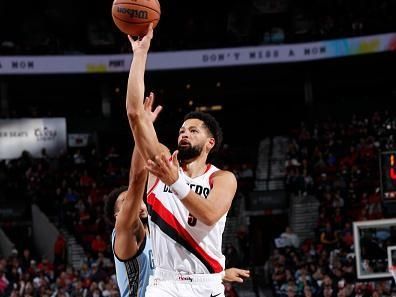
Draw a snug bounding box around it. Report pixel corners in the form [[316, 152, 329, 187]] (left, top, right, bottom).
[[180, 125, 200, 131]]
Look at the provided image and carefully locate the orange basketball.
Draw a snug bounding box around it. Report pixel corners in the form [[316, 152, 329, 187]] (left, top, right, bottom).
[[112, 0, 161, 37]]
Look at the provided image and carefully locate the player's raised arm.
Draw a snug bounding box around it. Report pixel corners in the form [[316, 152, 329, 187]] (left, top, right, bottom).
[[113, 146, 147, 260], [126, 24, 167, 162], [114, 90, 164, 260]]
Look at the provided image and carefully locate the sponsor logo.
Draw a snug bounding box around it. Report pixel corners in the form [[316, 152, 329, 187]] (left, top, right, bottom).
[[178, 275, 193, 282], [86, 64, 107, 72], [34, 126, 57, 141], [117, 7, 148, 19]]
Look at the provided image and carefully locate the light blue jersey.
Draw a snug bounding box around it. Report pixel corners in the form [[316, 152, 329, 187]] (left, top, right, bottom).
[[112, 229, 154, 297]]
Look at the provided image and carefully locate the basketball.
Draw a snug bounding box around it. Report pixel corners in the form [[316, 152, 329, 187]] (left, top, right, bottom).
[[112, 0, 161, 37]]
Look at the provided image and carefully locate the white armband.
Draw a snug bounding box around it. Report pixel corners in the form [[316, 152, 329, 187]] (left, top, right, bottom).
[[170, 176, 190, 200]]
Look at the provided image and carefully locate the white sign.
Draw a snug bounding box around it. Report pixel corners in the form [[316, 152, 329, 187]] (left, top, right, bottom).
[[0, 33, 395, 74], [0, 118, 67, 159]]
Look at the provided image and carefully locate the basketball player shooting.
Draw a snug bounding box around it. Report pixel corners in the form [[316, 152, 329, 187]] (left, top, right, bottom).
[[109, 93, 250, 297], [126, 23, 249, 297]]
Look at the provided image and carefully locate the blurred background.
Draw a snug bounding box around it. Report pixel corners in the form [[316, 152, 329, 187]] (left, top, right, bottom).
[[1, 0, 396, 296]]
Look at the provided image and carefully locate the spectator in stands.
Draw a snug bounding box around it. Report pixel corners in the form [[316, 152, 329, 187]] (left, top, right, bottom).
[[320, 223, 339, 252], [268, 110, 396, 296], [237, 162, 254, 179], [224, 243, 241, 268], [280, 226, 300, 248], [90, 263, 108, 283], [54, 233, 67, 267], [37, 257, 53, 274], [340, 222, 354, 248], [367, 188, 382, 219], [95, 252, 113, 270], [20, 248, 32, 271], [72, 280, 88, 296], [73, 149, 86, 165], [281, 281, 297, 297], [295, 266, 315, 295], [303, 286, 313, 297], [272, 263, 286, 294], [0, 266, 9, 296], [91, 235, 107, 254], [64, 187, 78, 203], [80, 169, 94, 188], [317, 275, 336, 297], [224, 282, 239, 297], [333, 208, 344, 230]]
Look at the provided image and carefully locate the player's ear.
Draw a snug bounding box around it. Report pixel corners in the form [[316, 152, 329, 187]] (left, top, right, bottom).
[[208, 138, 215, 149]]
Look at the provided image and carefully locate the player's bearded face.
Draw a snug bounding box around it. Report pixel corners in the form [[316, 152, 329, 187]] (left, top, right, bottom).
[[178, 142, 203, 162]]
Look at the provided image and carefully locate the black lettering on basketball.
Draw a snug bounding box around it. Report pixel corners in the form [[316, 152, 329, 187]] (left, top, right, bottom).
[[117, 7, 148, 19]]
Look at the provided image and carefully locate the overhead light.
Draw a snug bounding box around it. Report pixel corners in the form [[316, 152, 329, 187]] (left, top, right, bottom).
[[196, 106, 208, 112], [195, 105, 223, 112], [211, 105, 222, 111]]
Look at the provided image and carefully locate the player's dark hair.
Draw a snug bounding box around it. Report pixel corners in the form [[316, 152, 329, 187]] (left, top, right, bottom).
[[104, 186, 128, 224], [184, 111, 223, 154]]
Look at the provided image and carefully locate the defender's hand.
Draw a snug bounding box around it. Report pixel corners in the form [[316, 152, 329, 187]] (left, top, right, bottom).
[[144, 92, 162, 123]]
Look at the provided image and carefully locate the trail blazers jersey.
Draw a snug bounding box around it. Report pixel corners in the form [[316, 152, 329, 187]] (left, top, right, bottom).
[[147, 164, 226, 274]]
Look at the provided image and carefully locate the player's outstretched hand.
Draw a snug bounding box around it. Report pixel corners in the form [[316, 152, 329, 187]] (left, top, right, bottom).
[[223, 268, 250, 283], [146, 150, 180, 185], [128, 23, 154, 54]]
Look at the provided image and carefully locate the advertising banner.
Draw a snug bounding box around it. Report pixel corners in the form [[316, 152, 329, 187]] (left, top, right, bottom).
[[0, 118, 67, 159], [0, 33, 395, 74]]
